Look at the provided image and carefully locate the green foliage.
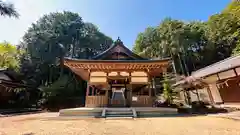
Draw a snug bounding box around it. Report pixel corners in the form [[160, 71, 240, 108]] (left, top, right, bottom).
[[205, 1, 240, 57], [133, 27, 160, 58], [133, 19, 211, 74], [0, 11, 113, 109], [133, 1, 240, 75], [222, 1, 240, 55], [162, 74, 174, 104], [232, 41, 240, 55], [207, 13, 239, 59], [23, 11, 113, 64], [0, 0, 19, 18], [19, 11, 113, 88], [224, 1, 240, 18], [0, 42, 24, 70], [40, 73, 86, 110]]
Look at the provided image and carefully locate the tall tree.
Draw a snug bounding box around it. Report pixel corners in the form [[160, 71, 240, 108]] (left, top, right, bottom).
[[222, 1, 240, 55], [23, 11, 112, 63], [133, 1, 240, 75], [133, 27, 160, 58], [184, 22, 210, 70], [133, 18, 214, 75], [207, 13, 238, 59], [133, 18, 193, 75], [21, 11, 113, 87]]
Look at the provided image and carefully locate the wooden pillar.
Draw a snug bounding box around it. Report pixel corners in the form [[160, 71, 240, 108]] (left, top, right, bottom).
[[196, 88, 200, 101], [148, 83, 151, 97], [152, 77, 156, 89], [106, 89, 109, 107], [153, 79, 157, 96], [87, 70, 91, 96], [162, 67, 167, 76], [206, 85, 215, 105], [106, 89, 109, 97], [172, 59, 177, 76], [129, 84, 132, 107], [92, 86, 94, 96], [148, 83, 152, 106], [86, 83, 89, 96]]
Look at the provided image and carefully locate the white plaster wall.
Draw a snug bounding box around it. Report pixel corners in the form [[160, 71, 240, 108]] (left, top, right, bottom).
[[209, 83, 223, 103]]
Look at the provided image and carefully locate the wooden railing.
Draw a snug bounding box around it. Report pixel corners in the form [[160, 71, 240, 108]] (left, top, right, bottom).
[[131, 96, 154, 107], [85, 96, 108, 107]]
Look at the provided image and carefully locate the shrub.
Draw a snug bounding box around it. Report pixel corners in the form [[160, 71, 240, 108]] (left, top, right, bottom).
[[191, 101, 208, 113], [40, 74, 86, 111]]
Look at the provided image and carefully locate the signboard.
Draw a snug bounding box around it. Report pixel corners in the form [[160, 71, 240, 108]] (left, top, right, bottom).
[[132, 96, 138, 101]]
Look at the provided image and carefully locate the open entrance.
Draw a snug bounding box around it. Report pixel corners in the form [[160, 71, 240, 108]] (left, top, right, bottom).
[[108, 77, 130, 107]]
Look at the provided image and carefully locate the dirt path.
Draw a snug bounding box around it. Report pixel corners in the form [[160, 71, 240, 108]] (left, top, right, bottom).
[[1, 113, 240, 135]]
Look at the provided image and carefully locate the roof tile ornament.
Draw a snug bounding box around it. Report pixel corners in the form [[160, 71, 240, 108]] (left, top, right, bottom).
[[115, 37, 123, 45]]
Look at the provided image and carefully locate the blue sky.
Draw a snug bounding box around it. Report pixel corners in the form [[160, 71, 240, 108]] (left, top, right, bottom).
[[0, 0, 230, 49]]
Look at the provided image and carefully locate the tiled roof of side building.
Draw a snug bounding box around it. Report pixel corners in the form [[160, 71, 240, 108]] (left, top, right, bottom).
[[191, 54, 240, 78]]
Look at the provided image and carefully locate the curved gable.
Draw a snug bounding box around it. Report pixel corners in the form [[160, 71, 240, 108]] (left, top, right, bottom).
[[92, 38, 147, 60]]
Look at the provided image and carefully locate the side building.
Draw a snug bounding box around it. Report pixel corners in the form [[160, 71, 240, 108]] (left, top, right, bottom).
[[175, 55, 240, 106]]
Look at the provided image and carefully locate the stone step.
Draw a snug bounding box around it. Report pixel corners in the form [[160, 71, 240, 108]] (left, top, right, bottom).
[[105, 114, 134, 118], [105, 116, 134, 120], [106, 111, 133, 115], [105, 108, 132, 111], [104, 108, 134, 118]]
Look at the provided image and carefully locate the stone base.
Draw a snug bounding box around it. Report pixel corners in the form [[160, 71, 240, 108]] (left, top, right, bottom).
[[59, 107, 178, 118]]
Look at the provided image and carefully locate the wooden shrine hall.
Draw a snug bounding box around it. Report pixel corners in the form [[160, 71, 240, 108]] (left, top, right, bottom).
[[64, 38, 172, 108]]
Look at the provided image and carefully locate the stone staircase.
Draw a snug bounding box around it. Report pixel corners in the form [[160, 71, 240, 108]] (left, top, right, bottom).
[[102, 108, 137, 118], [59, 107, 178, 118]]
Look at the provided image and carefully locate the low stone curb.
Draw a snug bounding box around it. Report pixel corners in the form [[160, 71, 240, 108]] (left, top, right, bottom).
[[208, 112, 240, 121]]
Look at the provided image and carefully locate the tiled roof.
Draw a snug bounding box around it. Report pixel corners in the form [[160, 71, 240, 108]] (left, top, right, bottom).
[[173, 55, 240, 87], [191, 55, 240, 78], [92, 38, 146, 60]]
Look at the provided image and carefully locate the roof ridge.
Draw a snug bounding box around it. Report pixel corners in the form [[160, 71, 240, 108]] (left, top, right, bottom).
[[192, 54, 240, 76], [92, 38, 146, 60]]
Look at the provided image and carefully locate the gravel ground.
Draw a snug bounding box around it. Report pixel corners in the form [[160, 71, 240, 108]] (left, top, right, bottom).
[[1, 113, 240, 135]]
